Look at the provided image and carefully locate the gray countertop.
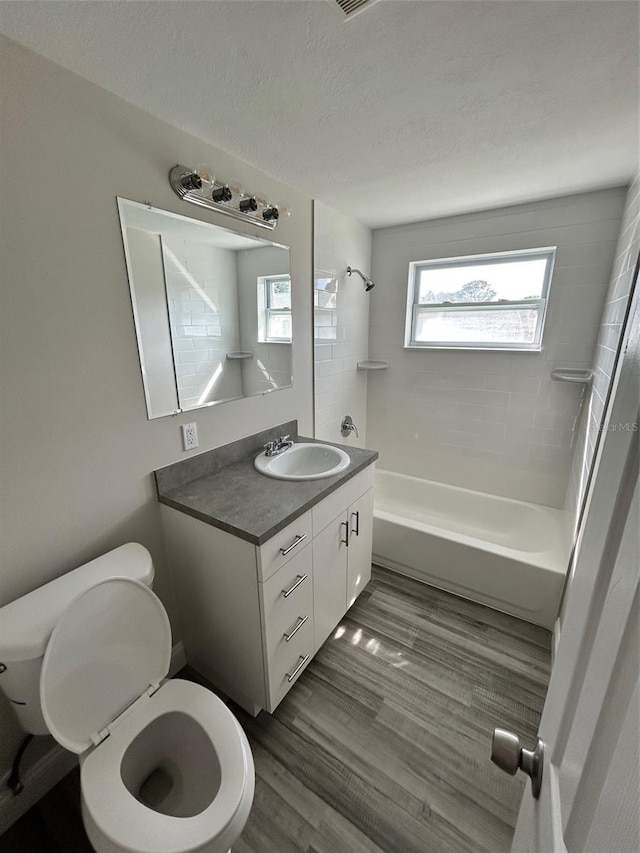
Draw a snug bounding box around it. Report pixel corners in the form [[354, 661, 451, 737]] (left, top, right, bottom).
[[156, 433, 377, 545]]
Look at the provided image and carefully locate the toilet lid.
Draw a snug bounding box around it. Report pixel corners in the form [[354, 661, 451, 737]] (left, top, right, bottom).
[[40, 577, 172, 754]]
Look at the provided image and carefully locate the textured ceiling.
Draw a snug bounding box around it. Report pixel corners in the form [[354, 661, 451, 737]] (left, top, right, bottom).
[[0, 0, 637, 227]]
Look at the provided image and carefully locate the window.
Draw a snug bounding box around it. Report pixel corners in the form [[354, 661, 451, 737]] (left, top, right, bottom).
[[405, 248, 555, 351], [314, 274, 338, 341], [258, 274, 292, 342]]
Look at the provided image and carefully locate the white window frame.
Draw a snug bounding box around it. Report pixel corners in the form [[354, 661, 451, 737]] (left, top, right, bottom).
[[404, 247, 556, 351], [258, 274, 292, 343]]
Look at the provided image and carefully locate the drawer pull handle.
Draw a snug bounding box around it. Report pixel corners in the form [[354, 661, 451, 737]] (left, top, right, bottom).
[[286, 654, 310, 682], [341, 520, 349, 547], [282, 573, 308, 598], [284, 615, 309, 642], [280, 533, 307, 556], [351, 510, 360, 537]]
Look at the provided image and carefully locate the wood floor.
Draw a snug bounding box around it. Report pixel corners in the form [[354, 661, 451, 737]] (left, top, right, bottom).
[[1, 567, 552, 853]]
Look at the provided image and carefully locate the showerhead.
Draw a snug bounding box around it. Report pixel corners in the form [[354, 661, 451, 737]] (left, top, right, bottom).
[[346, 266, 375, 292]]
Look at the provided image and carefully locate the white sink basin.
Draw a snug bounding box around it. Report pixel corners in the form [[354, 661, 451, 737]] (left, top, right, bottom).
[[254, 442, 350, 481]]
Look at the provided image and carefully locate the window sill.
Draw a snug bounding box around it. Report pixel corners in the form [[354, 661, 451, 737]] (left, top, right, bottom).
[[403, 344, 543, 353]]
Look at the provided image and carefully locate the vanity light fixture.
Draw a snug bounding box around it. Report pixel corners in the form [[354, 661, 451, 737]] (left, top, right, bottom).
[[169, 164, 287, 230]]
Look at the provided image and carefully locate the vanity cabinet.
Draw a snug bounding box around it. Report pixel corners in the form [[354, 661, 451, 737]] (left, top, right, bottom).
[[161, 463, 374, 715]]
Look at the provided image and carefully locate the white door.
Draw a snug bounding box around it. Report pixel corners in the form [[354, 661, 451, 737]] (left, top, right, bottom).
[[501, 284, 640, 852]]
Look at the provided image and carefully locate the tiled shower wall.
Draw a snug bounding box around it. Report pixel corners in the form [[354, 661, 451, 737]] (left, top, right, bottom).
[[314, 201, 372, 446], [564, 176, 640, 531], [367, 189, 627, 508], [163, 236, 242, 409], [236, 244, 293, 397]]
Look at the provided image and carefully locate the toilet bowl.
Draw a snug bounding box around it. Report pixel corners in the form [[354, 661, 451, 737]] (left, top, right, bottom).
[[39, 576, 254, 853]]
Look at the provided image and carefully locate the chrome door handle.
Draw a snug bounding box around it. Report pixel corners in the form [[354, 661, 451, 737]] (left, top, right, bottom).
[[491, 728, 544, 799], [286, 654, 310, 682], [283, 615, 308, 642], [351, 510, 360, 536], [280, 533, 307, 556], [341, 520, 349, 547], [282, 573, 308, 598]]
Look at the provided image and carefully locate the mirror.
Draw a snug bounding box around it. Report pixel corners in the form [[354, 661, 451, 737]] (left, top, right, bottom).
[[118, 199, 292, 418]]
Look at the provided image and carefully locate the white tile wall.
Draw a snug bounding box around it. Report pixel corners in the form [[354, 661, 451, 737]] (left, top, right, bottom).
[[564, 176, 640, 532], [367, 188, 627, 507], [314, 201, 372, 446]]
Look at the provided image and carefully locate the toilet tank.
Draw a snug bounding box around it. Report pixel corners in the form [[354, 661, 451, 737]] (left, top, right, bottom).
[[0, 543, 154, 734]]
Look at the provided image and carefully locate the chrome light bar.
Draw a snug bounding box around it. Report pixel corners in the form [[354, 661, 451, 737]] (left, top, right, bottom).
[[169, 164, 285, 230]]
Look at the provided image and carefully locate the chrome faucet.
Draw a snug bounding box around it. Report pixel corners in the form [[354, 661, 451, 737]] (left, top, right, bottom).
[[263, 434, 294, 457]]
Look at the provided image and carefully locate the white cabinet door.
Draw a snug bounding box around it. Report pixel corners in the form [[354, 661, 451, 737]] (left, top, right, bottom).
[[312, 512, 348, 652], [347, 487, 374, 608]]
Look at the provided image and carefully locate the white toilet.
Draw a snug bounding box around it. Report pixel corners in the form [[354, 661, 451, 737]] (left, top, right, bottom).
[[0, 543, 255, 853]]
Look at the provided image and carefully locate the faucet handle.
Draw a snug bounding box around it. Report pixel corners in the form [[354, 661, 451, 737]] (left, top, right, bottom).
[[278, 434, 290, 444], [264, 440, 277, 455]]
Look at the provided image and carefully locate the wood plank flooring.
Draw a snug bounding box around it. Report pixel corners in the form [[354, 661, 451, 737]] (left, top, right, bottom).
[[1, 567, 551, 853]]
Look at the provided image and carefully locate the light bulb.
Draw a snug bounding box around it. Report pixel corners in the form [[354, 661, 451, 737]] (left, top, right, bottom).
[[227, 181, 244, 197], [194, 163, 214, 190]]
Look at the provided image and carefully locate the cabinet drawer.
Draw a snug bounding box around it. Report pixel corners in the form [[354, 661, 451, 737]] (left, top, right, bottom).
[[266, 616, 313, 712], [256, 510, 313, 582], [260, 547, 313, 659], [311, 464, 375, 535]]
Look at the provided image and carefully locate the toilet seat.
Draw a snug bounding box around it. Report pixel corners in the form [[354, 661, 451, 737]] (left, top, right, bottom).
[[81, 678, 253, 853], [40, 577, 254, 853]]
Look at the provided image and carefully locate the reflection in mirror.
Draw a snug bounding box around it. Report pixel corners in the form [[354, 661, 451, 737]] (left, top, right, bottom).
[[117, 199, 292, 419]]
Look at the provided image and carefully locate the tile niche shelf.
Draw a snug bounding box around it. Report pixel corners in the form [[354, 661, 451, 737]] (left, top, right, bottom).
[[357, 360, 389, 371], [226, 351, 254, 360]]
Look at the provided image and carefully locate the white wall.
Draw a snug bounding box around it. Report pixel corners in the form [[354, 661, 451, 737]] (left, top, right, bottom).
[[367, 189, 627, 507], [564, 176, 640, 533], [314, 201, 372, 447], [0, 36, 312, 795]]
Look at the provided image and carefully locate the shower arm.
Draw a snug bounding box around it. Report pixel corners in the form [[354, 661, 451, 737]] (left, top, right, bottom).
[[346, 266, 375, 291]]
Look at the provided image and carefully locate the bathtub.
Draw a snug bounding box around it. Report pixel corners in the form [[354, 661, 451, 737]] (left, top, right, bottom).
[[372, 469, 570, 629]]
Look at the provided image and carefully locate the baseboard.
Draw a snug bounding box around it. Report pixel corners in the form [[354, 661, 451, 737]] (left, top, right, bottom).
[[0, 744, 77, 836], [0, 640, 187, 837]]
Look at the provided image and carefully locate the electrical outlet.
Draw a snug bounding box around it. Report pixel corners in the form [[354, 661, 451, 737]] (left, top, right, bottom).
[[181, 422, 199, 451]]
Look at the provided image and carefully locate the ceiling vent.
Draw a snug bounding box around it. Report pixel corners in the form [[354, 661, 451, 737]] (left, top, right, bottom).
[[330, 0, 380, 19]]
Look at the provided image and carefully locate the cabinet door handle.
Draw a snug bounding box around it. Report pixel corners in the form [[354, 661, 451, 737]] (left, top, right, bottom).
[[280, 533, 307, 556], [282, 573, 308, 598], [341, 520, 349, 547], [286, 654, 310, 682], [283, 615, 309, 642], [351, 510, 360, 537]]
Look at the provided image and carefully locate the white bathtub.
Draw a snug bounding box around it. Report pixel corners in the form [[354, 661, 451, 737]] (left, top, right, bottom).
[[372, 469, 570, 629]]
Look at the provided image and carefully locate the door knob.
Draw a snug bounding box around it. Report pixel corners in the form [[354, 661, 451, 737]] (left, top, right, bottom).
[[491, 728, 544, 799]]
